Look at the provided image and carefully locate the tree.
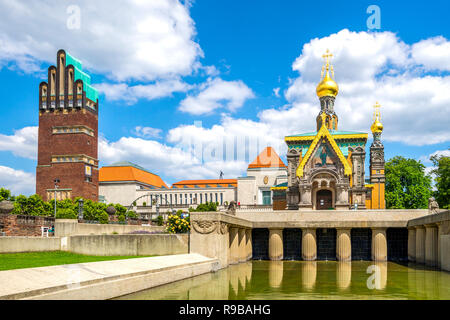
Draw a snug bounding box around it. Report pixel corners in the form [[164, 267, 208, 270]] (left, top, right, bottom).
[[431, 153, 450, 209], [0, 188, 11, 202], [189, 202, 218, 212], [385, 156, 432, 209], [12, 194, 52, 216]]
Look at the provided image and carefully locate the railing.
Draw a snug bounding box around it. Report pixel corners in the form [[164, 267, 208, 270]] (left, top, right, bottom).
[[236, 205, 273, 212]]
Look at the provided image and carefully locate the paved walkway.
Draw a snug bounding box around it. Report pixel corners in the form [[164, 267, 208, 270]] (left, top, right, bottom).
[[0, 253, 219, 300]]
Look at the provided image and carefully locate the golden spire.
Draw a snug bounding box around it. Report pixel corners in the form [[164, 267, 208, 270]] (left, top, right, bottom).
[[316, 49, 339, 98], [371, 102, 384, 134]]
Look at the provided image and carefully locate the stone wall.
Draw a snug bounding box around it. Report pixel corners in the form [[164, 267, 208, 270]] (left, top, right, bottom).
[[0, 234, 188, 256], [68, 234, 188, 256], [0, 214, 55, 237], [0, 237, 61, 253], [55, 219, 165, 237]]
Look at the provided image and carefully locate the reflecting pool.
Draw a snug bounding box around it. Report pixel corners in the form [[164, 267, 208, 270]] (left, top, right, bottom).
[[115, 261, 450, 300]]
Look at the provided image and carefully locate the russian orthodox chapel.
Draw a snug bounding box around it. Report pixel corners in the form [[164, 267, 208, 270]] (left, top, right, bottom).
[[283, 50, 385, 210]]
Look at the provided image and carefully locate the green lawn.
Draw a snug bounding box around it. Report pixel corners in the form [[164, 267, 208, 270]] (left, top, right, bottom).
[[0, 251, 153, 271]]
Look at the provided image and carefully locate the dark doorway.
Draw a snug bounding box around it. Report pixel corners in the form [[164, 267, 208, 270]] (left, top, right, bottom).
[[351, 228, 372, 260], [387, 228, 408, 262], [252, 228, 269, 260], [316, 190, 333, 209], [317, 228, 337, 260], [283, 228, 302, 260]]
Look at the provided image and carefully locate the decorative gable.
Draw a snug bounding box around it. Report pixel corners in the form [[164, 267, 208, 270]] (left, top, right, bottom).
[[296, 114, 352, 178]]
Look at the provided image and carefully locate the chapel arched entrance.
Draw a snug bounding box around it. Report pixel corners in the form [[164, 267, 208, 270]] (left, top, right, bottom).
[[316, 189, 333, 210]]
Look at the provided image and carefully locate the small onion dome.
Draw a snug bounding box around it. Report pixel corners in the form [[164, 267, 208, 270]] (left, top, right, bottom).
[[371, 102, 384, 134], [316, 71, 339, 98], [371, 117, 383, 134], [106, 206, 117, 215]]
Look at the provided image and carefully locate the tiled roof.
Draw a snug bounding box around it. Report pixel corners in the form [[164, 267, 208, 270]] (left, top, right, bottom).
[[99, 162, 168, 188], [248, 147, 286, 169], [172, 179, 237, 188]]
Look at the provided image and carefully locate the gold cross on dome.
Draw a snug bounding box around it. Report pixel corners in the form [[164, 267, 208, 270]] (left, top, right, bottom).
[[322, 49, 333, 66], [373, 101, 381, 120]]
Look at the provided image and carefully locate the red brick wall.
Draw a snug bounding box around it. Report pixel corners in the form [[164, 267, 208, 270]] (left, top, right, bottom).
[[36, 109, 99, 201], [0, 214, 55, 237]]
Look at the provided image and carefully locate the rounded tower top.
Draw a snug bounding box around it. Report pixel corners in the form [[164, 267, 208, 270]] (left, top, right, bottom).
[[371, 102, 384, 134], [316, 49, 339, 98]]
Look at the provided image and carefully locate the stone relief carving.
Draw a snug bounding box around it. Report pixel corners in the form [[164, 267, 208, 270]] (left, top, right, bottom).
[[192, 220, 217, 234], [192, 220, 230, 234]]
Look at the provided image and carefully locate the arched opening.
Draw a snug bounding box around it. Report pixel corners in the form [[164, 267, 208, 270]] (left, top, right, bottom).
[[316, 189, 333, 209]]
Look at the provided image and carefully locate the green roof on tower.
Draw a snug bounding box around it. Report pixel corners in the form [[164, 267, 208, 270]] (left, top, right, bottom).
[[66, 51, 98, 102]]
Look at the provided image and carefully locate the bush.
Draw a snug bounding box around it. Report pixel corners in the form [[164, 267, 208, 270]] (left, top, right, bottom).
[[56, 208, 77, 219], [126, 210, 138, 218], [166, 214, 190, 234], [189, 202, 218, 212], [156, 215, 164, 226], [0, 188, 11, 202], [83, 200, 109, 224], [12, 194, 52, 216]]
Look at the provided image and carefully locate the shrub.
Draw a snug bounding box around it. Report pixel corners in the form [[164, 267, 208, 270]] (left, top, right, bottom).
[[56, 208, 77, 219], [189, 202, 217, 212], [0, 188, 11, 202], [83, 200, 109, 224], [156, 215, 164, 226], [126, 210, 138, 218], [166, 214, 190, 234], [12, 194, 52, 216]]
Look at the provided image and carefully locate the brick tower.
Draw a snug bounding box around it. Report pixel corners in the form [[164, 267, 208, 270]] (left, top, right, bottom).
[[36, 49, 99, 201]]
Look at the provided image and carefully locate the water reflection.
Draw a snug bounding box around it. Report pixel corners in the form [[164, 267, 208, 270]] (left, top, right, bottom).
[[115, 261, 450, 300], [336, 262, 351, 290], [301, 261, 317, 290]]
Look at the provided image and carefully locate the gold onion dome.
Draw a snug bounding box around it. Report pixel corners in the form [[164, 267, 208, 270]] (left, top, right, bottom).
[[316, 49, 339, 98], [371, 102, 384, 134]]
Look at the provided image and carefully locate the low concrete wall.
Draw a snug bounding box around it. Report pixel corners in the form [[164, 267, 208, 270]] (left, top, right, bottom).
[[0, 234, 188, 256], [68, 234, 188, 256], [0, 237, 61, 253], [55, 219, 165, 237]]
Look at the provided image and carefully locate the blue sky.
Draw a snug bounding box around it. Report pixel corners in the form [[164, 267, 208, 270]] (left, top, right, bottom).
[[0, 0, 449, 195]]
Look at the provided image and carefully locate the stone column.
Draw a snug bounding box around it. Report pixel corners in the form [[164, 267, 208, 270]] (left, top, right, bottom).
[[302, 228, 317, 261], [229, 227, 239, 265], [238, 228, 247, 263], [436, 222, 442, 269], [245, 229, 252, 261], [336, 228, 352, 262], [425, 224, 438, 267], [269, 228, 283, 261], [371, 228, 387, 261], [408, 227, 416, 262], [415, 226, 425, 264]]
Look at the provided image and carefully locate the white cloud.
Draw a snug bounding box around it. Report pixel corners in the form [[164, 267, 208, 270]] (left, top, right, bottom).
[[277, 29, 450, 146], [99, 135, 247, 183], [96, 79, 192, 104], [179, 78, 255, 115], [0, 0, 202, 81], [134, 126, 162, 139], [0, 166, 35, 196], [0, 126, 38, 159], [412, 36, 450, 71]]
